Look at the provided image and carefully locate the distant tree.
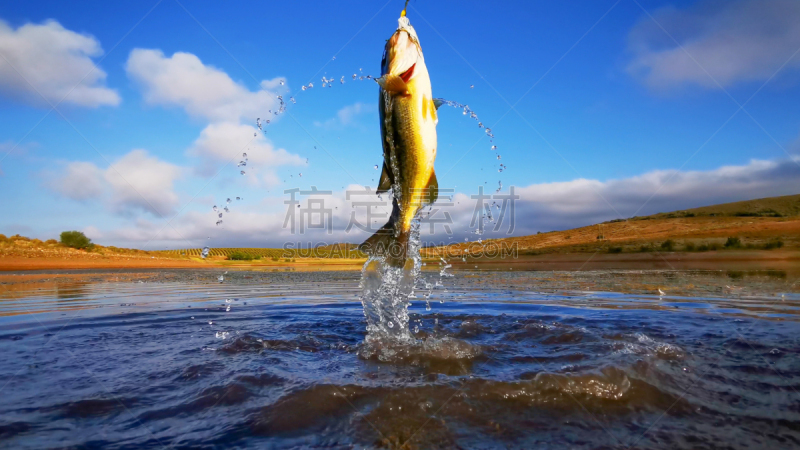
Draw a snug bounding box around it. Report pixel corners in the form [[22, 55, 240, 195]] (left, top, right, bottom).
[[60, 231, 92, 249], [660, 239, 675, 251]]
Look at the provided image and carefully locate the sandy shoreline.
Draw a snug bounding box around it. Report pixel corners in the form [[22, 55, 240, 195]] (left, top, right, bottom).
[[0, 249, 797, 273]]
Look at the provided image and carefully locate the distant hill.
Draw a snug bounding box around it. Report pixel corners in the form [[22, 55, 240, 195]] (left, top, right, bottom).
[[424, 194, 800, 257], [635, 194, 800, 220]]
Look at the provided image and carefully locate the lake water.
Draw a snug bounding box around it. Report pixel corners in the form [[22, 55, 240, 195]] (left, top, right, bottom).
[[0, 268, 799, 449]]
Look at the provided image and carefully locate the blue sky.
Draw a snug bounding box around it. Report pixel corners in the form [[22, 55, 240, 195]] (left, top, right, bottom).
[[1, 0, 799, 249]]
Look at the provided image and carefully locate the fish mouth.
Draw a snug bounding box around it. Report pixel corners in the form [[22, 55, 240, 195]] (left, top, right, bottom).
[[399, 63, 416, 83], [385, 31, 420, 79]]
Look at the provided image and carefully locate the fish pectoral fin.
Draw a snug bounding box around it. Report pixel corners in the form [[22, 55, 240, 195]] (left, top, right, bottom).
[[377, 162, 392, 194], [423, 170, 439, 206], [376, 74, 408, 94], [433, 98, 445, 110]]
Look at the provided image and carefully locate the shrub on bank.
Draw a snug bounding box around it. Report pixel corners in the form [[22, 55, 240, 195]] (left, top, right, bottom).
[[228, 251, 260, 261], [724, 237, 742, 249], [60, 231, 93, 250], [660, 239, 675, 251], [764, 239, 784, 250]]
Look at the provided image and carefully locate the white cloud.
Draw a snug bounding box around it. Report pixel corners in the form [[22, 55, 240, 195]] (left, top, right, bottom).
[[126, 49, 280, 122], [52, 161, 105, 200], [188, 122, 304, 184], [314, 102, 375, 129], [50, 149, 184, 217], [626, 0, 800, 89], [105, 150, 184, 216], [88, 155, 800, 249], [124, 48, 303, 187], [441, 156, 800, 240], [0, 19, 119, 107]]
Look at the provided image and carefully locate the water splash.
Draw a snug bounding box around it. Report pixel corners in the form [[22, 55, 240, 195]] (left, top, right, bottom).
[[359, 220, 421, 341]]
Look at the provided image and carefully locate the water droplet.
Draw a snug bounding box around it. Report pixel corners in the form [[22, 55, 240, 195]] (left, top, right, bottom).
[[491, 145, 497, 150], [301, 86, 306, 91], [298, 173, 302, 177], [226, 198, 231, 204], [387, 321, 394, 328], [218, 275, 224, 282], [497, 155, 501, 160], [280, 79, 285, 85], [212, 205, 218, 211], [240, 171, 245, 175], [290, 97, 296, 104], [470, 84, 474, 89], [218, 213, 223, 218], [414, 325, 419, 333], [201, 246, 210, 258], [254, 132, 257, 137], [223, 206, 229, 213], [374, 164, 379, 170], [236, 197, 241, 200], [425, 303, 431, 311], [478, 122, 483, 128]]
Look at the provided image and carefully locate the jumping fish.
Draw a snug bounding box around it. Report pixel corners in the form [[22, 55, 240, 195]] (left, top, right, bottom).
[[359, 5, 441, 266]]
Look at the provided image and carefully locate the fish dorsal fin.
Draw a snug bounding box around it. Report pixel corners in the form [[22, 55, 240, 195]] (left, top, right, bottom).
[[377, 162, 392, 194], [423, 170, 438, 206], [376, 74, 408, 94], [432, 98, 444, 110]]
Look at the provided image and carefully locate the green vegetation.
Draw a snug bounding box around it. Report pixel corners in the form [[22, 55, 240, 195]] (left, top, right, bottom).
[[637, 194, 800, 220], [60, 231, 93, 250], [724, 237, 742, 249], [227, 251, 260, 261], [607, 246, 623, 254], [764, 239, 784, 250], [660, 239, 675, 251]]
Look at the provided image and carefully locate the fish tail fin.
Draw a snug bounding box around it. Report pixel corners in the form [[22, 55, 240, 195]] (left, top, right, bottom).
[[358, 199, 408, 266], [376, 74, 408, 94]]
